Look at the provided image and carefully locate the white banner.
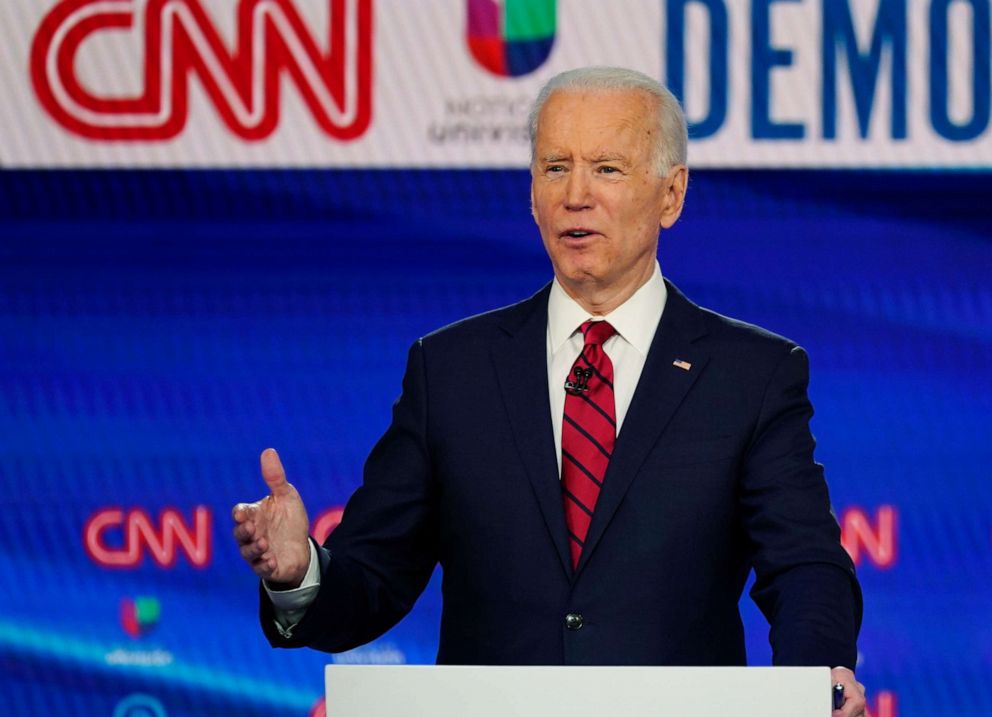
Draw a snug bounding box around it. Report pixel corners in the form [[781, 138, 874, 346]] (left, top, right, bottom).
[[1, 0, 989, 168]]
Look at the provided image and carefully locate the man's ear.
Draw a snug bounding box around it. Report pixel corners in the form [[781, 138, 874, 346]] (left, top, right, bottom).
[[659, 164, 688, 229], [530, 181, 538, 222]]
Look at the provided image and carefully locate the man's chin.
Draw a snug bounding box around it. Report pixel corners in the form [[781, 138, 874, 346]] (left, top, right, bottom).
[[554, 267, 611, 298]]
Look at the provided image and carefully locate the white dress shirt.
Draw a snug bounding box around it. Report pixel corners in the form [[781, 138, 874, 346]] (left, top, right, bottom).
[[547, 262, 667, 473], [267, 263, 668, 634]]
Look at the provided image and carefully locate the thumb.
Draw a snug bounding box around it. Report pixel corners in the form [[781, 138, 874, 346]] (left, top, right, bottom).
[[260, 448, 292, 498]]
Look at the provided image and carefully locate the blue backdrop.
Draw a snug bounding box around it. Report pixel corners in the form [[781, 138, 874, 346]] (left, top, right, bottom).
[[1, 168, 990, 717]]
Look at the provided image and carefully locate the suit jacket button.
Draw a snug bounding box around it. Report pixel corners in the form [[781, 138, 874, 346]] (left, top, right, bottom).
[[565, 613, 584, 630]]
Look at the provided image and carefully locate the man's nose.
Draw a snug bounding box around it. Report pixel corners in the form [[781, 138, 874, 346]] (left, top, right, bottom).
[[563, 169, 593, 210]]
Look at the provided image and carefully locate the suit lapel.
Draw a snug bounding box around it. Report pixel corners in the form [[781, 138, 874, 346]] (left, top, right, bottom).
[[575, 280, 711, 576], [491, 285, 572, 576]]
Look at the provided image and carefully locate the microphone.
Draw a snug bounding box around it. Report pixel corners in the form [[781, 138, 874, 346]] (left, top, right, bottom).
[[564, 367, 593, 394]]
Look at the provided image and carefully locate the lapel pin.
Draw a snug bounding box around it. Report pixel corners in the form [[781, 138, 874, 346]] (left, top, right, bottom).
[[672, 359, 692, 371]]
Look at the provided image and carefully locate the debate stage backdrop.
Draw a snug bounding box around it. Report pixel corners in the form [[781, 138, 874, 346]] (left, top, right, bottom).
[[1, 2, 990, 716]]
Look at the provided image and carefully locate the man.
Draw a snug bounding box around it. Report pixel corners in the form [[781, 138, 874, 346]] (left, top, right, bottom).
[[233, 67, 866, 716]]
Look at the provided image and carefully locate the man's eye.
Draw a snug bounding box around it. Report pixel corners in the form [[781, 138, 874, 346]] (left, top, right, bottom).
[[599, 166, 619, 174], [546, 165, 565, 173]]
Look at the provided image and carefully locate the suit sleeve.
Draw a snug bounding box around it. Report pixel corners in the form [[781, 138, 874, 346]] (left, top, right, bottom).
[[741, 345, 863, 669], [260, 339, 439, 652]]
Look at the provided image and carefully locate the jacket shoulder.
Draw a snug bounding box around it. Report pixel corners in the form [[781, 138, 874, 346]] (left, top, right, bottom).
[[704, 306, 797, 347], [664, 279, 800, 358], [418, 285, 549, 350]]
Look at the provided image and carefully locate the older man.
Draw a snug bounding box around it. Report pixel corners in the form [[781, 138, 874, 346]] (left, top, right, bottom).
[[233, 67, 865, 716]]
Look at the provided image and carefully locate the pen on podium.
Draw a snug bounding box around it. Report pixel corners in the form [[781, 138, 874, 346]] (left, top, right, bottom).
[[832, 683, 845, 711]]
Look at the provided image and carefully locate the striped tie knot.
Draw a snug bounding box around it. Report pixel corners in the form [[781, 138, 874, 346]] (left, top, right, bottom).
[[581, 320, 616, 347]]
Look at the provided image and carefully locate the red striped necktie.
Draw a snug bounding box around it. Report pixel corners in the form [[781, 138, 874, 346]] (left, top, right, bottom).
[[561, 320, 617, 569]]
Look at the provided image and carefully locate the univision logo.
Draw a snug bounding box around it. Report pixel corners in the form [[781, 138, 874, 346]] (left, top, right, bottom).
[[121, 597, 161, 639], [467, 0, 556, 77]]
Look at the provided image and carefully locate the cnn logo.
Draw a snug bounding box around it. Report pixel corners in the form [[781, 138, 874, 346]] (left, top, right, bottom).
[[84, 506, 212, 568], [31, 0, 373, 141]]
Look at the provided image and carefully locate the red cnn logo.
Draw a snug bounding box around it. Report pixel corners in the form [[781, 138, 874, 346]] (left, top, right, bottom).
[[84, 506, 212, 568], [30, 0, 373, 141]]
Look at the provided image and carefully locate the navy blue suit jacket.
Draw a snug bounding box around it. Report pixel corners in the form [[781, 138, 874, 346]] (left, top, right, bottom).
[[262, 280, 862, 668]]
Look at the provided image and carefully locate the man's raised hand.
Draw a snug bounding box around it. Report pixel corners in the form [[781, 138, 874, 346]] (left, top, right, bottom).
[[232, 448, 311, 588]]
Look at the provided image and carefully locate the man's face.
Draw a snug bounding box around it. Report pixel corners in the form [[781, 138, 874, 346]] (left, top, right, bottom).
[[531, 89, 685, 301]]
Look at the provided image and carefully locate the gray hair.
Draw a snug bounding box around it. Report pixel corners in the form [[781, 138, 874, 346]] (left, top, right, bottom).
[[528, 66, 688, 175]]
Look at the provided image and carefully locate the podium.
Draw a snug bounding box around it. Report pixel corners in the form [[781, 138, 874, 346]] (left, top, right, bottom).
[[324, 665, 832, 716]]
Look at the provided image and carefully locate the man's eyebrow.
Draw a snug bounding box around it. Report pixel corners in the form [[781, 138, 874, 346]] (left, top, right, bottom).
[[589, 154, 630, 163], [539, 154, 571, 163]]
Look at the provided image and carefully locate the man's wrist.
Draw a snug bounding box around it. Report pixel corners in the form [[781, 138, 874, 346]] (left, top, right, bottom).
[[266, 577, 304, 591], [264, 539, 320, 596]]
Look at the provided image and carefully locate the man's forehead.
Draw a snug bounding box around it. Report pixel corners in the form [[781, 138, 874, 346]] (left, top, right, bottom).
[[540, 87, 653, 116], [537, 89, 654, 134], [536, 97, 653, 154]]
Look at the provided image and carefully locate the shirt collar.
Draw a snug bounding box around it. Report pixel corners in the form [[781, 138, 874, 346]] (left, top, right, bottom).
[[548, 262, 667, 357]]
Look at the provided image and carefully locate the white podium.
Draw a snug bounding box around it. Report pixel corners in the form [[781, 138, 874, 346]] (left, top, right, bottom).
[[324, 665, 832, 717]]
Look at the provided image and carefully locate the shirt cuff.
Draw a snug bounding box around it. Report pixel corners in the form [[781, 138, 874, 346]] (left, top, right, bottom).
[[264, 539, 321, 637]]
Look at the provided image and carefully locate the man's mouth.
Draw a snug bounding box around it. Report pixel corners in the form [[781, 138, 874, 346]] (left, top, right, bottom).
[[562, 229, 595, 238]]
